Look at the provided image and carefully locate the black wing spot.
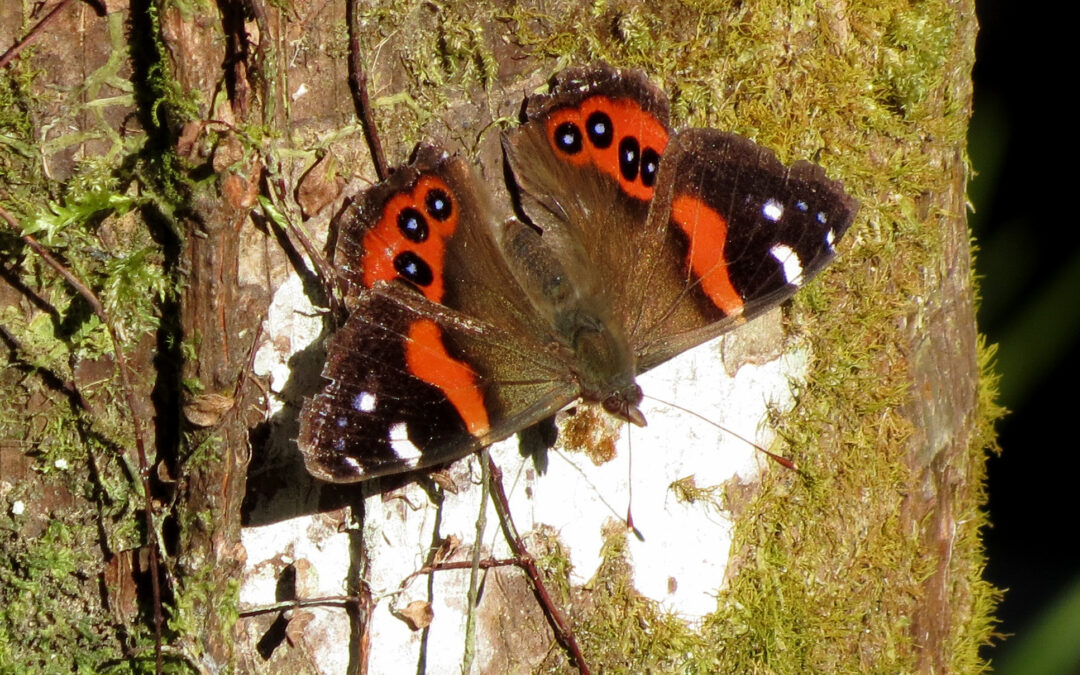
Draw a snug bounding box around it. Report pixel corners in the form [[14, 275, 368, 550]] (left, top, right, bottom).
[[640, 146, 661, 187], [618, 136, 640, 182], [425, 188, 453, 221], [554, 122, 583, 154], [394, 251, 433, 286], [585, 111, 614, 149], [397, 207, 429, 243]]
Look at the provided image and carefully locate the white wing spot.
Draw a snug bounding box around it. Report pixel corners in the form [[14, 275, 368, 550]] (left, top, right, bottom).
[[762, 198, 784, 222], [770, 244, 804, 285], [796, 200, 809, 212], [816, 211, 828, 224], [826, 228, 836, 249], [389, 422, 422, 462], [352, 391, 377, 413], [335, 416, 348, 428], [342, 456, 362, 472]]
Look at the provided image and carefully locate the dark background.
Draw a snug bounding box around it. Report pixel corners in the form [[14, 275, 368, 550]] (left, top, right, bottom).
[[972, 1, 1079, 672]]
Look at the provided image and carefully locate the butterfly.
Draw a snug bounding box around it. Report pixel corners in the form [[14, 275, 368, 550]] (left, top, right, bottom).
[[297, 63, 858, 482]]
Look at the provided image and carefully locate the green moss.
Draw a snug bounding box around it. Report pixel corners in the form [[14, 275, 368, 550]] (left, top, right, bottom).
[[531, 526, 576, 603], [0, 518, 125, 672], [0, 0, 201, 669], [669, 475, 725, 510], [881, 3, 956, 119], [167, 565, 241, 664], [572, 527, 706, 671]]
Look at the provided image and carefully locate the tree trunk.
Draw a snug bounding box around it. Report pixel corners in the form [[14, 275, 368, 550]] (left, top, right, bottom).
[[0, 0, 997, 672]]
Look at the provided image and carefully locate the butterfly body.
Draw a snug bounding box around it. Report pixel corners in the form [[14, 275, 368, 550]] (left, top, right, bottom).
[[298, 64, 857, 482]]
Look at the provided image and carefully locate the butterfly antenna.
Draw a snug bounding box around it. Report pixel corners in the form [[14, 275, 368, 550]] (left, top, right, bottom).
[[625, 426, 645, 541], [644, 395, 799, 471]]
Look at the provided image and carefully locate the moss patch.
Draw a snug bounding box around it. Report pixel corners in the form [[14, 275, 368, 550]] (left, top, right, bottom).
[[1, 0, 997, 670], [0, 2, 191, 671]]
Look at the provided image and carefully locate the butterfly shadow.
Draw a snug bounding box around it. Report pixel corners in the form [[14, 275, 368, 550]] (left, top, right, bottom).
[[240, 198, 368, 528]]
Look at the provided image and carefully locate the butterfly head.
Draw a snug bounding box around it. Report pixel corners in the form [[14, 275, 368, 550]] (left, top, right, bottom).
[[602, 383, 647, 428]]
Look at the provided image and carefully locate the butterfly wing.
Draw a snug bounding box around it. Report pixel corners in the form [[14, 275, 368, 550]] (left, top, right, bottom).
[[299, 145, 577, 482], [503, 65, 857, 376], [501, 64, 674, 322]]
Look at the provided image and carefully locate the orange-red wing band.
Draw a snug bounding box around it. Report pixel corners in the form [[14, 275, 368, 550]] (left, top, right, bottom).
[[405, 319, 490, 436], [670, 194, 744, 315], [362, 175, 459, 302], [545, 96, 669, 202]]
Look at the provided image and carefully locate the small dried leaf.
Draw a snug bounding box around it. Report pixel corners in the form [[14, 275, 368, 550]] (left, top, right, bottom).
[[285, 610, 316, 646], [296, 153, 345, 218], [103, 551, 139, 623], [429, 469, 459, 493], [184, 393, 234, 427], [396, 600, 434, 631], [176, 122, 203, 158], [292, 558, 318, 598], [432, 535, 461, 565], [155, 459, 176, 484]]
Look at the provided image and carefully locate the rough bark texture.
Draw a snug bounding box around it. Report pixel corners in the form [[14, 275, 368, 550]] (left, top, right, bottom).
[[164, 6, 268, 666], [891, 3, 988, 669], [0, 0, 997, 672], [903, 98, 983, 674]]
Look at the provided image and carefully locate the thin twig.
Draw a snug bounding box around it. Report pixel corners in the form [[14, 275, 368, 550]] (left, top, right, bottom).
[[262, 166, 347, 319], [346, 0, 388, 180], [486, 458, 591, 675], [238, 594, 365, 617], [462, 450, 491, 673], [396, 556, 528, 592], [0, 0, 73, 70]]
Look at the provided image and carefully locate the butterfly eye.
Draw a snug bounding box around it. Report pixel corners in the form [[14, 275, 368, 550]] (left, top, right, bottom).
[[397, 207, 429, 243], [554, 122, 583, 155], [393, 251, 433, 286], [618, 136, 640, 182], [425, 188, 453, 221], [640, 147, 661, 187], [585, 111, 613, 148]]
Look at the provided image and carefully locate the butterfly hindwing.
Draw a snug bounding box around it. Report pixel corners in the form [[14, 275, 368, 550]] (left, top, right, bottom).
[[298, 291, 477, 481], [633, 128, 858, 370]]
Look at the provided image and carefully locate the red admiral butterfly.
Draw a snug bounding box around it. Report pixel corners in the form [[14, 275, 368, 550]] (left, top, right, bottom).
[[297, 63, 857, 482]]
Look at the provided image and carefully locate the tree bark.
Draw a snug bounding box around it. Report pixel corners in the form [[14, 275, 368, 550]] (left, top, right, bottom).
[[0, 0, 996, 672]]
